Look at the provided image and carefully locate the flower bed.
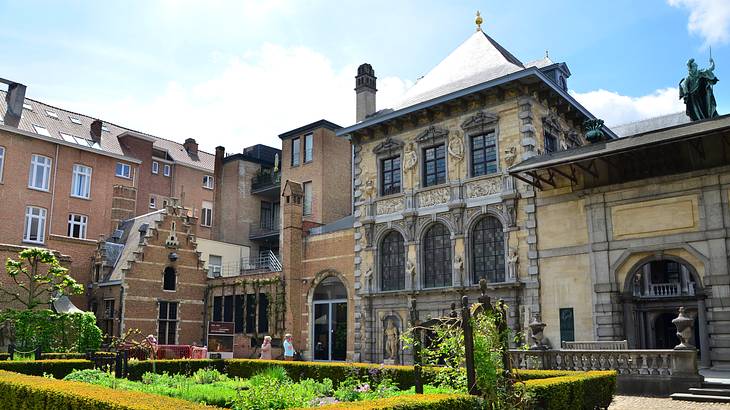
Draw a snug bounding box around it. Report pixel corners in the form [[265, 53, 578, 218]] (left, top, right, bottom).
[[0, 358, 616, 409]]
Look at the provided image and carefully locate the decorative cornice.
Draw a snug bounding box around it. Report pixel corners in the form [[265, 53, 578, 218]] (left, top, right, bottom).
[[372, 136, 404, 156], [415, 125, 449, 145], [461, 111, 499, 133]]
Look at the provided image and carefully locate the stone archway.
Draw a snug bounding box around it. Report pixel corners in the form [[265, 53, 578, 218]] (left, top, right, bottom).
[[621, 256, 710, 366]]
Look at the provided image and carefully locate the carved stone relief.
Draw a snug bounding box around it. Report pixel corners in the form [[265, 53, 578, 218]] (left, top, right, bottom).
[[465, 176, 502, 199], [418, 187, 450, 207], [448, 131, 465, 161], [504, 146, 517, 167], [376, 197, 405, 215]]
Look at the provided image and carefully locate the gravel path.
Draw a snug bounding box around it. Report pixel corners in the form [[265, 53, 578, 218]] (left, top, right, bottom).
[[609, 395, 730, 409]]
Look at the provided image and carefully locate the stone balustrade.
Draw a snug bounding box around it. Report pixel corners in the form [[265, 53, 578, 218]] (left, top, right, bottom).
[[510, 348, 702, 395]]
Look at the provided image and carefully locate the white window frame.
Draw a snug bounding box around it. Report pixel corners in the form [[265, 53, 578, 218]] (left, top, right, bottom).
[[149, 196, 157, 209], [303, 181, 313, 216], [291, 137, 301, 166], [28, 154, 52, 191], [152, 161, 159, 174], [71, 164, 92, 199], [163, 164, 171, 177], [208, 255, 222, 277], [115, 162, 131, 179], [203, 175, 214, 189], [304, 133, 313, 162], [23, 206, 47, 244], [67, 214, 88, 239], [201, 202, 213, 227], [45, 110, 59, 120], [0, 146, 5, 183], [69, 116, 82, 125]]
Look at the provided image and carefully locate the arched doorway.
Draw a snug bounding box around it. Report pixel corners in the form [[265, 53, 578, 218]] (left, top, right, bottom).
[[312, 276, 347, 361], [623, 257, 707, 363]]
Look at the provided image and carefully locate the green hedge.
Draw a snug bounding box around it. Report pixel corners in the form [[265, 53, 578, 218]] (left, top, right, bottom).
[[524, 370, 616, 410], [0, 359, 93, 379], [293, 394, 483, 409], [0, 370, 216, 409]]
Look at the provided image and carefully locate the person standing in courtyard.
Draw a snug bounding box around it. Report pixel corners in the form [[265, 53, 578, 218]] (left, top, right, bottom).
[[259, 336, 272, 360], [283, 333, 295, 361]]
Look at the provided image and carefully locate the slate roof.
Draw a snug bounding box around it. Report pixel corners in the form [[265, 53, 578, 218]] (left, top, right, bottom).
[[102, 210, 165, 283], [0, 90, 215, 171], [610, 112, 691, 138], [395, 30, 525, 109]]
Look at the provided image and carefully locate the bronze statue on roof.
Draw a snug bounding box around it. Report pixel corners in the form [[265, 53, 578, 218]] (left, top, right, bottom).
[[679, 57, 719, 121]]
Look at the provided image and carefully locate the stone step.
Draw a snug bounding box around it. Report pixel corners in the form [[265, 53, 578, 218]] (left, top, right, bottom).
[[704, 381, 730, 390], [670, 393, 730, 403], [689, 387, 730, 397]]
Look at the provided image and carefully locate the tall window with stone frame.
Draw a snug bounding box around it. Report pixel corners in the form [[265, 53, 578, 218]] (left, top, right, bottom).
[[380, 231, 405, 291], [470, 132, 497, 177], [158, 301, 178, 344], [422, 144, 446, 187], [303, 181, 313, 215], [471, 216, 505, 283], [304, 133, 313, 163], [291, 137, 301, 166], [380, 156, 401, 196], [163, 266, 176, 291], [544, 132, 558, 154], [423, 223, 451, 288]]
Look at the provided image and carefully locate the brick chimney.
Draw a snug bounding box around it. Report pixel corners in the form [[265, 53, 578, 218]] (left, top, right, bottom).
[[355, 63, 377, 122], [90, 119, 103, 143], [1, 79, 27, 128], [212, 146, 225, 240], [184, 138, 199, 155], [281, 180, 304, 344]]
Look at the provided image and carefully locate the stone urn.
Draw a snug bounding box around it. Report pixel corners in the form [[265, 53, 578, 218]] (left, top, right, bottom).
[[672, 307, 696, 350], [529, 314, 548, 350]]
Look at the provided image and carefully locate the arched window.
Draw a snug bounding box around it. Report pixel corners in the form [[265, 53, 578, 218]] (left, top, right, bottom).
[[472, 216, 505, 283], [163, 266, 176, 291], [380, 231, 405, 291], [423, 223, 451, 288], [632, 259, 696, 298]]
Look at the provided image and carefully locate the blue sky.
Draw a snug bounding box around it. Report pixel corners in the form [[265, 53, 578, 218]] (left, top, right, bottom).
[[1, 0, 728, 152]]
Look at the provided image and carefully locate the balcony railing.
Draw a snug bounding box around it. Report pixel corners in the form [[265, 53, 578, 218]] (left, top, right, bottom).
[[251, 170, 281, 193], [633, 282, 695, 298], [249, 220, 280, 240], [208, 251, 282, 278]]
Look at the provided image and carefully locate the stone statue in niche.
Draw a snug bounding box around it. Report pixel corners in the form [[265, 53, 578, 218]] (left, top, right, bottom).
[[448, 131, 464, 161], [363, 267, 373, 292], [406, 259, 416, 284], [506, 247, 518, 281], [453, 254, 464, 280], [404, 142, 418, 172], [383, 317, 400, 364]]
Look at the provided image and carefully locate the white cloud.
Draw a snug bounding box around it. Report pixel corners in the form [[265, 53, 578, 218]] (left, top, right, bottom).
[[668, 0, 730, 46], [52, 44, 411, 153], [570, 87, 685, 126]]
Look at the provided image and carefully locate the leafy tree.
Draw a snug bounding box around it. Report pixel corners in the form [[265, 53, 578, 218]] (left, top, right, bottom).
[[2, 247, 83, 310]]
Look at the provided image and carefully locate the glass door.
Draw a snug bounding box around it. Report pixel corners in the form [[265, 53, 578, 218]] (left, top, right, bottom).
[[331, 302, 347, 361], [313, 302, 330, 360]]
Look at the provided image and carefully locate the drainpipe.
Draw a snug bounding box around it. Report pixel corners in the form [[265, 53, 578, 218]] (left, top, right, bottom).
[[118, 285, 126, 338], [48, 144, 60, 238]]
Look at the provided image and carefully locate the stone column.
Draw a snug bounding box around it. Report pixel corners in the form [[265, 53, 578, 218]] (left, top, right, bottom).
[[698, 299, 711, 367]]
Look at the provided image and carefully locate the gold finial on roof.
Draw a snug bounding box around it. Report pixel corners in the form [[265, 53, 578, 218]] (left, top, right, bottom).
[[475, 11, 483, 32]]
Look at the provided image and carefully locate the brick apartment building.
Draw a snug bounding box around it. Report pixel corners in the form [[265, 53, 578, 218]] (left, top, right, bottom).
[[0, 78, 230, 312]]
